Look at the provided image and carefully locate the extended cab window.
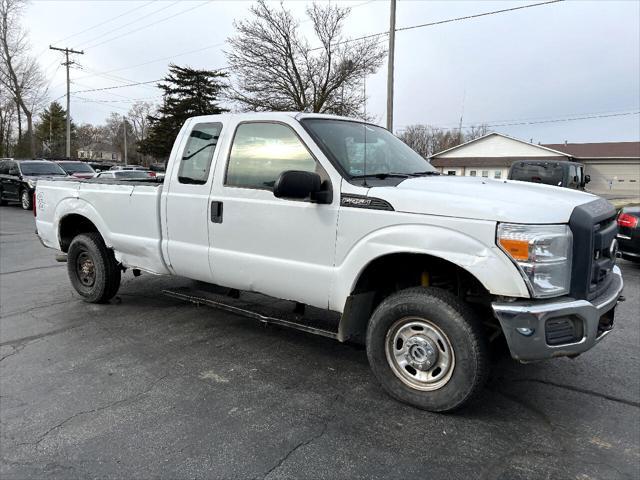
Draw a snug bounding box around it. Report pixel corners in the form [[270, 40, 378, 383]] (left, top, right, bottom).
[[225, 122, 320, 190], [178, 122, 222, 184]]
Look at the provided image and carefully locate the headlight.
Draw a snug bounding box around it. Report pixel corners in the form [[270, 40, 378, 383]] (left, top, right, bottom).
[[497, 223, 572, 298], [27, 179, 36, 188]]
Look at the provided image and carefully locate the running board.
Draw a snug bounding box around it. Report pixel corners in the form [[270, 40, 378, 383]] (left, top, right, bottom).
[[163, 288, 339, 340]]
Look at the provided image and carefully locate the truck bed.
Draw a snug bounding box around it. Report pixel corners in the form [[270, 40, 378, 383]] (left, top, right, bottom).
[[35, 177, 169, 275]]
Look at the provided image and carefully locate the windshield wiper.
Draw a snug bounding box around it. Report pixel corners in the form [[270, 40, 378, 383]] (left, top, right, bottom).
[[351, 172, 410, 179], [409, 171, 440, 176]]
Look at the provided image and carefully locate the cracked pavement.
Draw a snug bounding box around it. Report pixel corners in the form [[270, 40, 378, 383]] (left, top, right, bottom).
[[1, 206, 639, 479]]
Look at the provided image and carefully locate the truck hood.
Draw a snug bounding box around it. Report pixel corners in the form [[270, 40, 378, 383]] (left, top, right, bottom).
[[369, 176, 598, 224]]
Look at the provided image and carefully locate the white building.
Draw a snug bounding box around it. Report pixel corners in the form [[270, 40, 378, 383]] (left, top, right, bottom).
[[430, 133, 640, 196]]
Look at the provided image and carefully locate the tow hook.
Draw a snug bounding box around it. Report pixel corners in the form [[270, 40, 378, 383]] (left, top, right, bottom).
[[55, 254, 67, 263]]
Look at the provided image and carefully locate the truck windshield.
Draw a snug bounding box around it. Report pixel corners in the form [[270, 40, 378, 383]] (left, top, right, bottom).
[[510, 163, 565, 186], [20, 162, 66, 176], [301, 118, 435, 178], [57, 162, 95, 174]]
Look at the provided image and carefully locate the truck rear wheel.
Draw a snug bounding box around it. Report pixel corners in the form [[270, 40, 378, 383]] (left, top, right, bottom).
[[366, 287, 489, 412], [67, 233, 121, 303]]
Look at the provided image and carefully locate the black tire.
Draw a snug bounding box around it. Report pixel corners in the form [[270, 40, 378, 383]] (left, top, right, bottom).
[[366, 287, 489, 412], [20, 189, 32, 210], [67, 233, 121, 303], [0, 189, 7, 206]]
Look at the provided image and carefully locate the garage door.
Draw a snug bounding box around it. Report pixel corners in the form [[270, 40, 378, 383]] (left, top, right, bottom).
[[585, 161, 640, 196]]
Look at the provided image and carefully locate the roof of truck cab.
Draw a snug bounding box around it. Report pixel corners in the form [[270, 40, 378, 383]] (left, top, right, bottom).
[[187, 112, 365, 124]]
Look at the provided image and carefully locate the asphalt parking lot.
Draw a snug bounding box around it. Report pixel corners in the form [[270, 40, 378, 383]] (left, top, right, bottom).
[[1, 205, 639, 479]]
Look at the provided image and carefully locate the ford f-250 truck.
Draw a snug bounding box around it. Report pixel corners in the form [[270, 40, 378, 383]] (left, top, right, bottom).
[[35, 113, 624, 412]]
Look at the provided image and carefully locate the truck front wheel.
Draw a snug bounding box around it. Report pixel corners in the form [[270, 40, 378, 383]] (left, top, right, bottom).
[[67, 233, 121, 303], [366, 287, 489, 412]]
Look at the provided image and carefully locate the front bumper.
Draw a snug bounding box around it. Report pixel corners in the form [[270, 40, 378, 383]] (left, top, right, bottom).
[[492, 265, 624, 362]]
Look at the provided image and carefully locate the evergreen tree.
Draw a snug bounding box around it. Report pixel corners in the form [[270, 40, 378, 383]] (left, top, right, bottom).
[[140, 64, 228, 159], [35, 101, 75, 158]]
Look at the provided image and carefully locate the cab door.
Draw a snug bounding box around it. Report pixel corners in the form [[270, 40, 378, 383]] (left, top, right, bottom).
[[162, 120, 224, 282], [5, 161, 21, 200], [207, 119, 340, 309]]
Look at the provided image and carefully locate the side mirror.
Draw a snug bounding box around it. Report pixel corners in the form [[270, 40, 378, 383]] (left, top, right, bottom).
[[584, 174, 591, 184], [273, 170, 331, 203]]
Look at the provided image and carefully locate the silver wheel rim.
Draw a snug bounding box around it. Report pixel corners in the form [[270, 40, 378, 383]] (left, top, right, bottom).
[[385, 317, 455, 391], [22, 191, 30, 209]]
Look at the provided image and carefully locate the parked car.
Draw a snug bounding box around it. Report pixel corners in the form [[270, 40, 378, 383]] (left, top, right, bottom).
[[109, 165, 146, 171], [508, 160, 590, 190], [617, 206, 640, 262], [0, 159, 67, 209], [88, 162, 115, 173], [35, 113, 623, 412], [95, 170, 157, 180], [55, 160, 96, 179]]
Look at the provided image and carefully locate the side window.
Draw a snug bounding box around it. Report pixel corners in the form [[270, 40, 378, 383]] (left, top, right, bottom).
[[225, 122, 321, 190], [568, 164, 579, 187], [179, 122, 222, 184], [8, 161, 19, 175], [0, 161, 7, 175]]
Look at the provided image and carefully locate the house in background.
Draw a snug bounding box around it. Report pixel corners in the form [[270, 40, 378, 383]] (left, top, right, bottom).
[[429, 133, 640, 195], [77, 143, 121, 163]]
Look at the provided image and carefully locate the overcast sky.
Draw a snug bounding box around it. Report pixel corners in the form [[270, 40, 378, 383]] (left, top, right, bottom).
[[25, 0, 640, 144]]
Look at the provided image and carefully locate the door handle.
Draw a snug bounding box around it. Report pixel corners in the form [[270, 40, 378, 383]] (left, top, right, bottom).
[[211, 201, 223, 223]]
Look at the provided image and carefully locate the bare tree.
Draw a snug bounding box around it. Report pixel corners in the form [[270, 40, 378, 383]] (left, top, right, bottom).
[[398, 124, 491, 159], [226, 0, 386, 117], [0, 84, 16, 155], [0, 0, 46, 157], [127, 100, 153, 164]]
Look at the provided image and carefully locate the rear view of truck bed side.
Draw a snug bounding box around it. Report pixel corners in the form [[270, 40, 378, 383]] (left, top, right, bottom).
[[35, 179, 169, 275]]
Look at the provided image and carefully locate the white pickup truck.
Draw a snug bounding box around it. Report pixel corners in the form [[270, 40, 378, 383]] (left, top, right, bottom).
[[35, 112, 624, 412]]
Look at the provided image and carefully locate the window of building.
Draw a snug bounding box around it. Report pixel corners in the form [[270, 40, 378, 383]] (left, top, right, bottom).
[[469, 170, 477, 177], [178, 122, 223, 184], [79, 151, 85, 158], [225, 122, 323, 190], [481, 170, 489, 178], [494, 170, 502, 179], [112, 153, 117, 160], [447, 170, 456, 176]]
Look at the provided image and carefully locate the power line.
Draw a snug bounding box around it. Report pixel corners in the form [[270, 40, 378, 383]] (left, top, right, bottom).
[[55, 0, 157, 46], [82, 1, 213, 51], [74, 95, 161, 104], [71, 0, 374, 81], [310, 0, 564, 51], [72, 79, 161, 94], [74, 1, 181, 50], [73, 42, 225, 81], [395, 110, 640, 131]]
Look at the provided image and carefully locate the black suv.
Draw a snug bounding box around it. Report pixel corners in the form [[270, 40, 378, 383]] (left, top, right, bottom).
[[0, 159, 67, 210], [508, 160, 590, 190]]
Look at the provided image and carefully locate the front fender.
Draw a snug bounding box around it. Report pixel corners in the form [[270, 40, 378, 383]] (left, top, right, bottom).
[[330, 223, 529, 311]]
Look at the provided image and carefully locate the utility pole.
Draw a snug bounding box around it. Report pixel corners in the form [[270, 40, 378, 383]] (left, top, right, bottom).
[[386, 0, 396, 132], [49, 46, 84, 158], [123, 115, 128, 165]]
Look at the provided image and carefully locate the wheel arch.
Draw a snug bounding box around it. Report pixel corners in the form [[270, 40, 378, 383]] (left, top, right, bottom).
[[54, 198, 112, 253], [58, 213, 102, 252], [337, 251, 491, 343]]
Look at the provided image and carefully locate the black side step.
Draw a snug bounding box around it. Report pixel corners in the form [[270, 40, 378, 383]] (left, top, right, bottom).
[[163, 287, 340, 340]]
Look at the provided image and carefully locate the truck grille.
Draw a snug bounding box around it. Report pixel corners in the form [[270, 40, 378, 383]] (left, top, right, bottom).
[[569, 199, 618, 301]]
